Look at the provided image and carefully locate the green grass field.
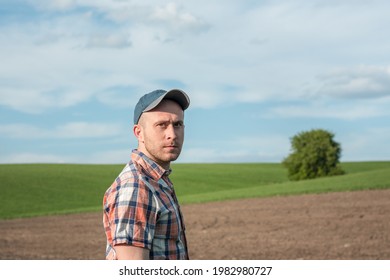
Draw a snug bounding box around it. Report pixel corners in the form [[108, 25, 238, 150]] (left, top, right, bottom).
[[1, 161, 389, 219]]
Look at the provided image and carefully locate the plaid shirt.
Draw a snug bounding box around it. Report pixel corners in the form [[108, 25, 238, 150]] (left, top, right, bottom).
[[103, 150, 189, 260]]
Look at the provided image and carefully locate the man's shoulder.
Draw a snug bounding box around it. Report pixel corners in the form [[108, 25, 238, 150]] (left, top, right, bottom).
[[116, 160, 145, 185], [103, 160, 151, 201], [113, 159, 159, 189]]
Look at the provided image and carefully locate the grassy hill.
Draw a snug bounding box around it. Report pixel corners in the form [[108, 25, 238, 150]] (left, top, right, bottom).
[[0, 161, 389, 219]]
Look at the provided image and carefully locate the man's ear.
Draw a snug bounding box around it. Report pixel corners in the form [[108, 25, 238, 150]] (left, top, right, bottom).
[[133, 124, 143, 142]]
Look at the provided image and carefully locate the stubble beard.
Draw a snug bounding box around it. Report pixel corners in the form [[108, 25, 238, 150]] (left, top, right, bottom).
[[143, 141, 182, 168]]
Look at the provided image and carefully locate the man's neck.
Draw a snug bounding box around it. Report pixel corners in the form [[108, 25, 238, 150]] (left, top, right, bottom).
[[136, 148, 170, 170]]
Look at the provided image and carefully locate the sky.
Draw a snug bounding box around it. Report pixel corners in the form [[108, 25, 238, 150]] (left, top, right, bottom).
[[1, 0, 390, 164]]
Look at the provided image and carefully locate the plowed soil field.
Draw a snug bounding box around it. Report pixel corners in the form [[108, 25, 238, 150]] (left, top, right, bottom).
[[1, 189, 389, 259]]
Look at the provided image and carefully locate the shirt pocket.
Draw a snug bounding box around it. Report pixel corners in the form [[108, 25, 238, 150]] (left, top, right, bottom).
[[154, 204, 181, 240]]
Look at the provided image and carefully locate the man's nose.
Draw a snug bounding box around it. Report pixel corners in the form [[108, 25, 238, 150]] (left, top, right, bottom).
[[166, 124, 177, 140]]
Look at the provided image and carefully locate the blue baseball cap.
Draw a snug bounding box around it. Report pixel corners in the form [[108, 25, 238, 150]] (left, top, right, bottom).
[[134, 89, 190, 124]]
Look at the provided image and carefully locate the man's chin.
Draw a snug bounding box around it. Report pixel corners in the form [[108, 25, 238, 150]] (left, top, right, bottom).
[[165, 151, 181, 162]]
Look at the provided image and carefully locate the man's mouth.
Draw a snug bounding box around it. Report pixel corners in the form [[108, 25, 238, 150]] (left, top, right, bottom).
[[164, 144, 178, 150]]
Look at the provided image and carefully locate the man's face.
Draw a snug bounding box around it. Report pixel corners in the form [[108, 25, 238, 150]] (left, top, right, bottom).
[[135, 99, 185, 169]]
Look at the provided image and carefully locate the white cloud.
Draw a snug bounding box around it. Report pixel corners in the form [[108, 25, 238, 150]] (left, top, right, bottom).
[[0, 152, 72, 164], [1, 0, 390, 164], [339, 126, 390, 161], [5, 0, 389, 116], [0, 148, 132, 164], [28, 1, 210, 38], [0, 89, 94, 114], [58, 122, 124, 138], [0, 122, 124, 139], [0, 1, 212, 114], [28, 0, 78, 11], [313, 65, 390, 99], [180, 135, 290, 163], [179, 148, 220, 163], [96, 85, 139, 108], [87, 148, 131, 164], [85, 33, 132, 49], [149, 2, 209, 34], [265, 99, 390, 120]]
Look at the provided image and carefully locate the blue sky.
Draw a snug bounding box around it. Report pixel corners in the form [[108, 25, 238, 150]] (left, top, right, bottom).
[[1, 0, 390, 164]]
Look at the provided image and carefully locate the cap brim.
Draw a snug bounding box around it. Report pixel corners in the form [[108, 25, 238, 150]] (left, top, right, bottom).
[[143, 89, 190, 112]]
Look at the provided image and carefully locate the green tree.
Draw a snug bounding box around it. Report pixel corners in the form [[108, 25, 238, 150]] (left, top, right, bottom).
[[282, 129, 345, 181]]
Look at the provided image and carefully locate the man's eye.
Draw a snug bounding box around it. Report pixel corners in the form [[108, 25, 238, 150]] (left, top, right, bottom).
[[174, 122, 183, 127]]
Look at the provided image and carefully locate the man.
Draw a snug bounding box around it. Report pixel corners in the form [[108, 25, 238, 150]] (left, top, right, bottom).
[[103, 89, 190, 260]]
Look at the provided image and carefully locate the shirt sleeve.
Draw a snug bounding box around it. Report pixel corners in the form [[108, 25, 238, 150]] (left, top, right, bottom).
[[105, 179, 158, 250]]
